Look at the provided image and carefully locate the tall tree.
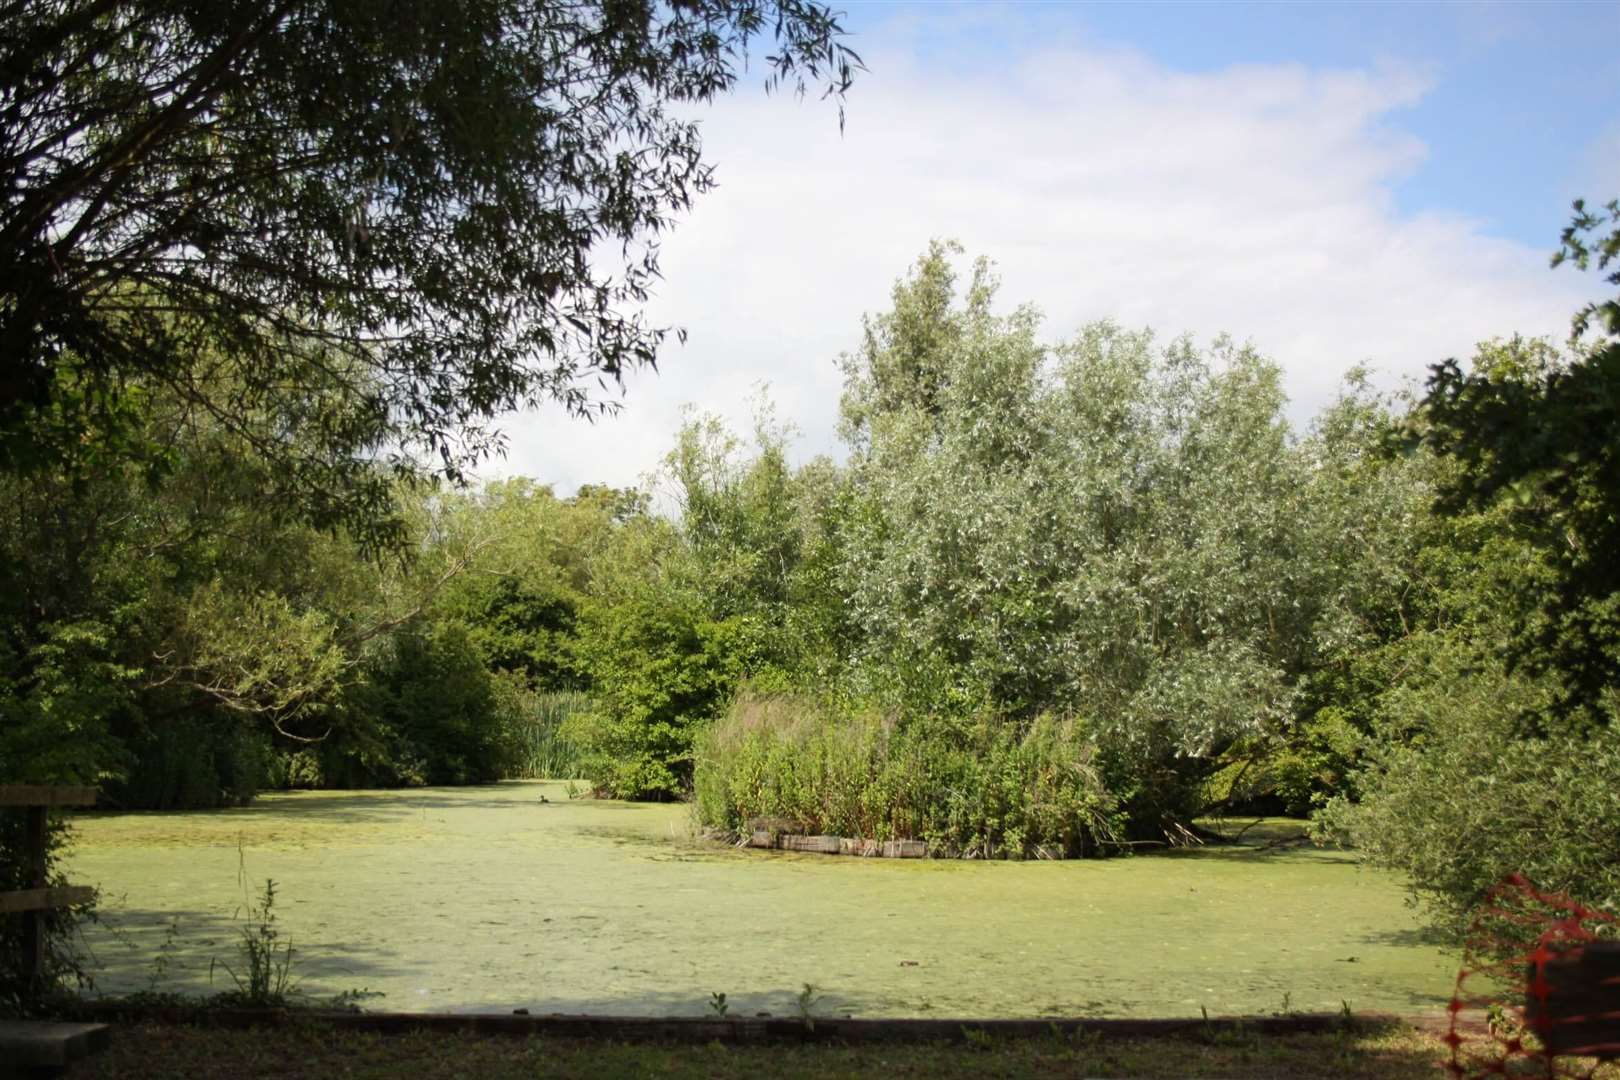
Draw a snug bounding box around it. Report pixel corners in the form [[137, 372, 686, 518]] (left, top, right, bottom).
[[1418, 198, 1620, 722], [0, 0, 859, 548]]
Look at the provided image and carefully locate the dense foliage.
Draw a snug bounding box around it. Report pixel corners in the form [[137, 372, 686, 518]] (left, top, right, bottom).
[[0, 0, 858, 1005], [1, 0, 858, 550], [1320, 203, 1620, 928], [1418, 200, 1620, 720], [696, 695, 1123, 857], [7, 202, 1620, 1009]]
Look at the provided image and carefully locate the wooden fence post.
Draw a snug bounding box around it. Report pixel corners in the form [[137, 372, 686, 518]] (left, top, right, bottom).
[[0, 786, 99, 993], [23, 802, 48, 991]]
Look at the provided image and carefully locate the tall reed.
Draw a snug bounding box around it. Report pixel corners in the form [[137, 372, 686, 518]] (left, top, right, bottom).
[[503, 687, 591, 780]]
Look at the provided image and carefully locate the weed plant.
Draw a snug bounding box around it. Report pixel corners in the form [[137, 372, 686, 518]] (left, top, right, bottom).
[[212, 877, 297, 1007], [796, 983, 821, 1031]]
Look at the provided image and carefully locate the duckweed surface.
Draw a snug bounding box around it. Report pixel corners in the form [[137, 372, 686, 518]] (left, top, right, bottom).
[[67, 782, 1455, 1018]]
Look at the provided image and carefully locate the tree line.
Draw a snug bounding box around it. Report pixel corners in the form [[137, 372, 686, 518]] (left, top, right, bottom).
[[7, 229, 1618, 945]]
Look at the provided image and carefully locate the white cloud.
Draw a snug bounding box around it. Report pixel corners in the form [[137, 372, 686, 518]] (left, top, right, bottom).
[[488, 41, 1590, 495]]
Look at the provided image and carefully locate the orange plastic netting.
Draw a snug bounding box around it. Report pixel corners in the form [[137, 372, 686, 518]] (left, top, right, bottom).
[[1445, 874, 1618, 1079]]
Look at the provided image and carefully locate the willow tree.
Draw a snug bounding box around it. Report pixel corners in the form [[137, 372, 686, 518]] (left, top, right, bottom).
[[834, 244, 1385, 833], [0, 0, 860, 549]]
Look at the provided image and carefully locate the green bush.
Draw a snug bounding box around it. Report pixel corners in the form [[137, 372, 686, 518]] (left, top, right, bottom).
[[341, 621, 521, 786], [267, 749, 325, 790], [569, 595, 755, 800], [694, 694, 1124, 857], [0, 621, 131, 793], [109, 714, 271, 809], [1203, 707, 1367, 819], [1316, 641, 1620, 934]]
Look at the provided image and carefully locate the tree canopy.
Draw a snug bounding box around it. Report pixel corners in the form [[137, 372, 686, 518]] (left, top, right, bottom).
[[0, 0, 859, 548], [1418, 198, 1620, 721]]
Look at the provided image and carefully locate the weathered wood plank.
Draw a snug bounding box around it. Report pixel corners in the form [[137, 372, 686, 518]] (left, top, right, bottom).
[[739, 832, 927, 858], [778, 834, 842, 854], [0, 785, 98, 807], [0, 1021, 111, 1067], [67, 1003, 1397, 1043], [0, 885, 96, 915]]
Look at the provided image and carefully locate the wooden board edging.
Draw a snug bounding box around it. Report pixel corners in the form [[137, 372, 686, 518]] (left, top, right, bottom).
[[744, 831, 930, 859], [0, 884, 96, 915], [0, 1020, 111, 1067], [65, 1004, 1398, 1044], [0, 785, 98, 808]]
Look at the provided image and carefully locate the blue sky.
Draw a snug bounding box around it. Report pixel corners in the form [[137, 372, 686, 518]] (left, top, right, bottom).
[[496, 0, 1620, 494], [843, 0, 1619, 250]]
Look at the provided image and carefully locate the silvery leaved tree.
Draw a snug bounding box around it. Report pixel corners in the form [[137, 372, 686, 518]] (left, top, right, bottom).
[[835, 243, 1403, 831]]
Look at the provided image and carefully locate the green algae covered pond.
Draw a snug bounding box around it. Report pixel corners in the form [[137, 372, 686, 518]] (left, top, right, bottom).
[[65, 782, 1456, 1019]]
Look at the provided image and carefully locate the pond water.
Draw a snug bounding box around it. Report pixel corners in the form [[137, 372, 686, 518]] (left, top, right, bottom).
[[66, 781, 1456, 1019]]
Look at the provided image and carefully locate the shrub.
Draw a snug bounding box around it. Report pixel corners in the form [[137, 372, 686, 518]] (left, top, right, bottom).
[[267, 749, 325, 790], [694, 694, 1124, 857], [1316, 641, 1620, 934], [569, 596, 754, 800], [341, 621, 521, 786], [110, 714, 271, 809]]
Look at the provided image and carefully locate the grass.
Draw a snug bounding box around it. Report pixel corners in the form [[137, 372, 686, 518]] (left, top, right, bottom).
[[63, 1018, 1462, 1079]]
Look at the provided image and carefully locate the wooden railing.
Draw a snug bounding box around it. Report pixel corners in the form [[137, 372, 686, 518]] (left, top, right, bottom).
[[1, 785, 98, 990]]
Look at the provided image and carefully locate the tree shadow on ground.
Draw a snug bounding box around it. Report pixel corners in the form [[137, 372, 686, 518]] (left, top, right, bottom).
[[78, 783, 600, 826], [78, 905, 425, 1001], [1357, 924, 1456, 950]]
